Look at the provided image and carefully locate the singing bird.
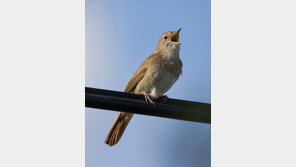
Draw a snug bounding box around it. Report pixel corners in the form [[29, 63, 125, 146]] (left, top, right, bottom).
[[105, 28, 183, 146]]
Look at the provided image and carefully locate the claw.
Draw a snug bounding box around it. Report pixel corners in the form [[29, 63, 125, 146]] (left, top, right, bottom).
[[160, 95, 169, 104], [141, 91, 155, 106]]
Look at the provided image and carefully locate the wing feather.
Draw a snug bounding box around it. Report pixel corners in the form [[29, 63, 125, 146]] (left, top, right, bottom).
[[124, 54, 156, 93], [124, 66, 147, 93]]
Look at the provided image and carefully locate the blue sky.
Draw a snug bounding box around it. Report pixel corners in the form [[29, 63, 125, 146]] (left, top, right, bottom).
[[86, 0, 211, 167]]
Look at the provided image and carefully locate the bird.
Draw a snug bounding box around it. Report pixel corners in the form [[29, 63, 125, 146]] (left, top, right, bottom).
[[105, 28, 183, 146]]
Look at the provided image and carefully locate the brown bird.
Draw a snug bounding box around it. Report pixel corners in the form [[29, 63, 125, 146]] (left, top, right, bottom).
[[105, 28, 183, 146]]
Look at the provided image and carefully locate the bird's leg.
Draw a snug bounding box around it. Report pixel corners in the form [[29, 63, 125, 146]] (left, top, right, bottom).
[[160, 95, 169, 104], [141, 91, 155, 106]]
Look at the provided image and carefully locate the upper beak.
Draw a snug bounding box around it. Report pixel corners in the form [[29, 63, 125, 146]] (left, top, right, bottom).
[[171, 28, 181, 43]]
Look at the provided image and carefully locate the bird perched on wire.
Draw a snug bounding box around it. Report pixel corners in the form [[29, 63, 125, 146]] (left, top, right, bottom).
[[105, 28, 183, 146]]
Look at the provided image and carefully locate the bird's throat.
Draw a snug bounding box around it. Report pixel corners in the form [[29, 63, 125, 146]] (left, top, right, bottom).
[[160, 47, 180, 59]]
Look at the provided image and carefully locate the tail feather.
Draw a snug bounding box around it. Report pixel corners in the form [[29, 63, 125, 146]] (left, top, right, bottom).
[[105, 112, 134, 146]]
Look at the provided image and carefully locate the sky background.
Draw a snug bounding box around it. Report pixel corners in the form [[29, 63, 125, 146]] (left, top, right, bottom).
[[86, 0, 211, 167]]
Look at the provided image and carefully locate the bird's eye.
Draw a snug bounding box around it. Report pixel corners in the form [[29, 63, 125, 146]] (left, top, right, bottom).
[[164, 36, 168, 39]]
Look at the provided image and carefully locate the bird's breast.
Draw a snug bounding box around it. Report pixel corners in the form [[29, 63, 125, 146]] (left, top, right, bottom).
[[138, 57, 182, 97], [149, 69, 179, 98]]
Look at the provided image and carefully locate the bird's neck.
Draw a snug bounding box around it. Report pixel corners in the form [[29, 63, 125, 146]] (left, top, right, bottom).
[[155, 46, 180, 59]]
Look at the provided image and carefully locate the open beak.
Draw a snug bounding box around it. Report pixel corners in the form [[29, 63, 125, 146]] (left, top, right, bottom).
[[170, 28, 181, 44]]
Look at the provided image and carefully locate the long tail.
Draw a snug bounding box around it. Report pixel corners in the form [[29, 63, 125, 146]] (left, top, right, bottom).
[[105, 112, 134, 146]]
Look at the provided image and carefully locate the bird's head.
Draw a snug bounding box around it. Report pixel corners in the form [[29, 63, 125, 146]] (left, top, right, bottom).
[[154, 28, 182, 54]]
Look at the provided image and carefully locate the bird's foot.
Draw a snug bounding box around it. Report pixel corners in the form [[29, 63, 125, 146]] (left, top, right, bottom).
[[141, 91, 155, 106], [159, 95, 169, 104]]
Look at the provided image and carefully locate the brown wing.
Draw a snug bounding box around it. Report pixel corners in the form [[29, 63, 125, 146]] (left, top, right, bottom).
[[124, 66, 147, 93], [124, 54, 157, 93]]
